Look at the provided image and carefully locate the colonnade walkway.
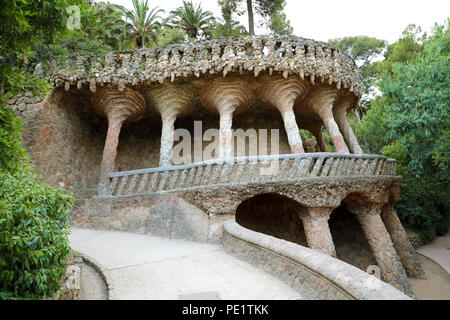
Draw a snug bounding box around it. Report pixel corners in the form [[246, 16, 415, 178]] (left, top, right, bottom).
[[69, 228, 301, 300]]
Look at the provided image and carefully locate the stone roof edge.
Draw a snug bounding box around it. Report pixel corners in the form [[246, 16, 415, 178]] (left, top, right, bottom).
[[49, 35, 363, 98]]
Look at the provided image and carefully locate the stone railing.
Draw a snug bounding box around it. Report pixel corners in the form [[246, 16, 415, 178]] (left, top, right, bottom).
[[50, 35, 362, 96], [222, 220, 411, 300], [104, 153, 396, 197]]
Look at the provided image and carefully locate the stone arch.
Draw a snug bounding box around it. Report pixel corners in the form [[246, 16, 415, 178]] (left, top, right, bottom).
[[328, 204, 376, 271], [328, 192, 377, 271], [335, 192, 413, 295], [337, 190, 375, 208], [235, 193, 307, 246]]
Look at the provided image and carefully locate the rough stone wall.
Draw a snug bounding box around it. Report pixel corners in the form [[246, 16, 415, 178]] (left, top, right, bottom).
[[8, 89, 104, 198], [74, 194, 232, 243]]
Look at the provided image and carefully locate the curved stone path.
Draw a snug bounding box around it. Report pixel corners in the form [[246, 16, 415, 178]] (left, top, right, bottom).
[[417, 234, 450, 274], [69, 228, 301, 300]]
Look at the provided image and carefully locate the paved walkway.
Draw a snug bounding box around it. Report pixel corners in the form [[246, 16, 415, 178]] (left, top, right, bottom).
[[417, 233, 450, 274], [69, 228, 301, 300]]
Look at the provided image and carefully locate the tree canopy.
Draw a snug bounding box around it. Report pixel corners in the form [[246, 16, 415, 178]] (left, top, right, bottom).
[[169, 0, 216, 39], [352, 21, 449, 241], [328, 36, 387, 113]]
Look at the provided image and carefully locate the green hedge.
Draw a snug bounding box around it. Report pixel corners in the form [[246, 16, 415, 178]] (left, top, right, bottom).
[[0, 170, 73, 299]]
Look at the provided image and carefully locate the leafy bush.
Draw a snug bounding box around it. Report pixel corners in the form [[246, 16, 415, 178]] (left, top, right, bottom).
[[353, 22, 449, 242], [0, 169, 73, 299], [156, 28, 187, 47], [0, 93, 74, 299], [0, 104, 27, 173], [382, 142, 449, 242]]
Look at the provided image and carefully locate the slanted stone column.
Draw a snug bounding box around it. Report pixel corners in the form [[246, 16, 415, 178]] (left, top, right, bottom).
[[258, 76, 309, 154], [302, 122, 328, 152], [159, 114, 176, 166], [306, 87, 349, 153], [311, 127, 327, 153], [145, 84, 196, 167], [346, 202, 414, 296], [91, 88, 146, 195], [298, 207, 336, 257], [334, 94, 363, 154], [201, 78, 254, 160], [381, 203, 425, 278]]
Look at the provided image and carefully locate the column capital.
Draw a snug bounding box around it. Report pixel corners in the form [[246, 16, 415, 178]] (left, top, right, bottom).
[[345, 201, 385, 217], [256, 75, 309, 113], [200, 77, 254, 116], [305, 86, 339, 116], [90, 87, 146, 123], [301, 206, 335, 219]]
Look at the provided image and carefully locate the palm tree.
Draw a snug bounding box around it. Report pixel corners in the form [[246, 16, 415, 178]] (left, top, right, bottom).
[[169, 0, 216, 39], [93, 2, 129, 50], [124, 0, 165, 48]]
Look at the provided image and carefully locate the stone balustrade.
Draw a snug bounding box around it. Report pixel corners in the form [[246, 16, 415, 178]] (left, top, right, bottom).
[[104, 153, 397, 197]]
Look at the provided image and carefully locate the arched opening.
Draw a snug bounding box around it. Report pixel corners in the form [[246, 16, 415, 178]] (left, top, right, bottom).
[[329, 193, 376, 271], [235, 193, 307, 246]]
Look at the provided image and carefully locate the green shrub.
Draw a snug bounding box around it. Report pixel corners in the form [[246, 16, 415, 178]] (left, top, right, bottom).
[[382, 142, 450, 243], [0, 96, 74, 300], [0, 104, 27, 173], [0, 169, 73, 299]]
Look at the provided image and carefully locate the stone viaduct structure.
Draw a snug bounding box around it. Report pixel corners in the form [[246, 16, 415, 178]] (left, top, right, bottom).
[[11, 36, 425, 298]]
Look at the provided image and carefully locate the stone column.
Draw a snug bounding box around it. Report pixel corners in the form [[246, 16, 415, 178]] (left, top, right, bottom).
[[200, 78, 254, 160], [219, 111, 234, 159], [381, 203, 425, 278], [145, 84, 196, 167], [258, 76, 309, 154], [280, 108, 304, 154], [90, 88, 146, 195], [159, 113, 176, 167], [306, 88, 349, 153], [309, 124, 328, 152], [347, 202, 414, 296], [299, 207, 336, 257], [334, 95, 363, 154], [99, 113, 125, 192]]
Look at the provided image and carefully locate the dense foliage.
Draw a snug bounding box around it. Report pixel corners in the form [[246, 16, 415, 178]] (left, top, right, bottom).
[[352, 22, 449, 242], [214, 0, 248, 37], [0, 170, 73, 299], [0, 0, 74, 299], [227, 0, 293, 36], [329, 36, 387, 113]]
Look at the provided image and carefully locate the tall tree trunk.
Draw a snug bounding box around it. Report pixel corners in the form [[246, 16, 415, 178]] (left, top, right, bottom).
[[246, 0, 255, 35]]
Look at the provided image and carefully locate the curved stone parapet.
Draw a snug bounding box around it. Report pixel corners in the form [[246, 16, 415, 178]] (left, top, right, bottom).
[[222, 220, 411, 300], [104, 153, 396, 197], [50, 35, 362, 98]]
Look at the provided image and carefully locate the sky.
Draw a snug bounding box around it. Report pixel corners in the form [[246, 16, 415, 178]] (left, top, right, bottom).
[[106, 0, 449, 44]]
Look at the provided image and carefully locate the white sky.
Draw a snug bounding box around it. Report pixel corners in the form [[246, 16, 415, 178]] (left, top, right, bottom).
[[106, 0, 449, 44]]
